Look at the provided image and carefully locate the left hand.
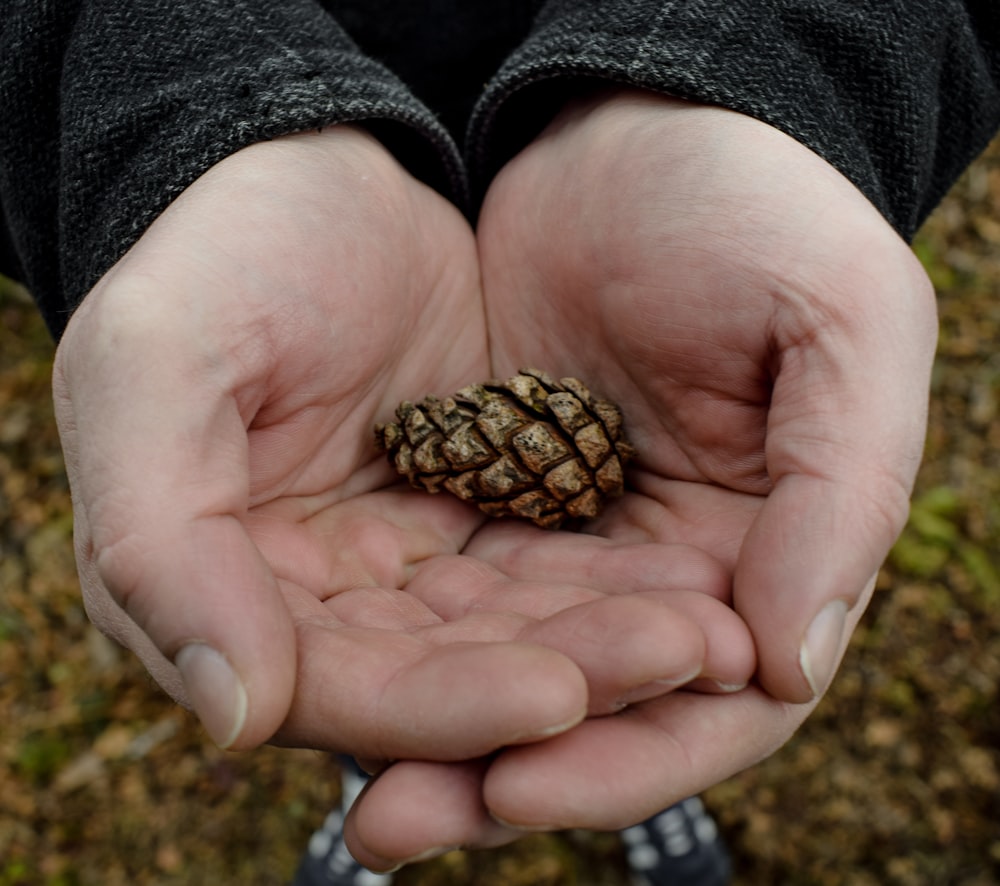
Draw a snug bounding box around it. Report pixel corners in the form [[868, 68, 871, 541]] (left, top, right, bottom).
[[53, 123, 749, 784], [344, 88, 938, 868]]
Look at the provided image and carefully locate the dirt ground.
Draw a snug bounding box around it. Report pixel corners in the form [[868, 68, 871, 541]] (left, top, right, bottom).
[[2, 140, 999, 886]]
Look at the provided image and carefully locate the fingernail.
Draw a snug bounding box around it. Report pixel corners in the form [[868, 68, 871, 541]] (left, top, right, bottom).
[[678, 677, 747, 695], [799, 600, 848, 698], [371, 846, 459, 873], [175, 643, 248, 748], [710, 680, 747, 694], [490, 813, 555, 832], [510, 709, 585, 743], [613, 671, 701, 709]]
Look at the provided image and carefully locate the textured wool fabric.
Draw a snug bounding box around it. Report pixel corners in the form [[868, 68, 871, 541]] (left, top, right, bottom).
[[2, 1, 999, 337], [0, 0, 466, 334], [467, 0, 1000, 236]]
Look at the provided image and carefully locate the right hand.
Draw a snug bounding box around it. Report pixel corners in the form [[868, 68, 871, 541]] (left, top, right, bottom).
[[342, 90, 939, 869], [53, 126, 745, 761]]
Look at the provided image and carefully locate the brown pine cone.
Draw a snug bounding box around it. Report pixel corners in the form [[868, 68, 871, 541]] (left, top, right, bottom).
[[374, 368, 636, 529]]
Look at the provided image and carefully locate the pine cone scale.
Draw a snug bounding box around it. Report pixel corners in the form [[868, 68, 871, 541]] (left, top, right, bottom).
[[440, 422, 494, 471], [546, 391, 591, 434], [595, 455, 624, 493], [543, 458, 592, 501], [510, 422, 572, 474], [475, 397, 529, 449]]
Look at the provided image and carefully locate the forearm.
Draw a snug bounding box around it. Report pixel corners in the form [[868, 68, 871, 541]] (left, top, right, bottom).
[[468, 0, 1000, 238], [0, 0, 464, 338]]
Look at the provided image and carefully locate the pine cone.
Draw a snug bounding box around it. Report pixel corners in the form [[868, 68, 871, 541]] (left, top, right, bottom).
[[374, 368, 636, 529]]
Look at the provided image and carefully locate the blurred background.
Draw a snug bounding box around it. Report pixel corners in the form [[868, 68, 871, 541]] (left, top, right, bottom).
[[2, 139, 999, 885]]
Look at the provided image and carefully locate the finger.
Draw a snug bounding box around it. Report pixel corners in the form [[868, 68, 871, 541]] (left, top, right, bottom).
[[644, 590, 756, 693], [521, 595, 706, 715], [406, 553, 603, 620], [520, 591, 755, 714], [345, 759, 521, 871], [479, 528, 757, 694], [737, 245, 937, 703], [482, 687, 812, 831], [245, 490, 487, 600], [407, 541, 751, 712], [408, 535, 731, 623], [344, 686, 812, 852], [273, 596, 588, 758], [466, 523, 733, 601]]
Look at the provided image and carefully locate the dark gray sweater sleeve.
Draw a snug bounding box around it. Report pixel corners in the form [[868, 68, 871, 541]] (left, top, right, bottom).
[[467, 0, 1000, 241], [0, 0, 464, 337], [6, 2, 1000, 338]]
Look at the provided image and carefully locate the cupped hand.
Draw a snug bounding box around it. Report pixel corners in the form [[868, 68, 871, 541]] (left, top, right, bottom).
[[475, 89, 938, 703], [52, 125, 740, 764], [344, 89, 939, 865], [52, 125, 564, 755]]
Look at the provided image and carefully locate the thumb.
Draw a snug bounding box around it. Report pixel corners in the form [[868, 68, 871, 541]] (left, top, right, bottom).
[[736, 246, 937, 703], [735, 473, 897, 703], [88, 513, 296, 750], [54, 302, 296, 750]]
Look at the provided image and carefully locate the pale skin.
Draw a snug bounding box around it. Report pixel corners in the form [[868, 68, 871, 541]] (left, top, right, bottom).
[[51, 90, 938, 870]]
